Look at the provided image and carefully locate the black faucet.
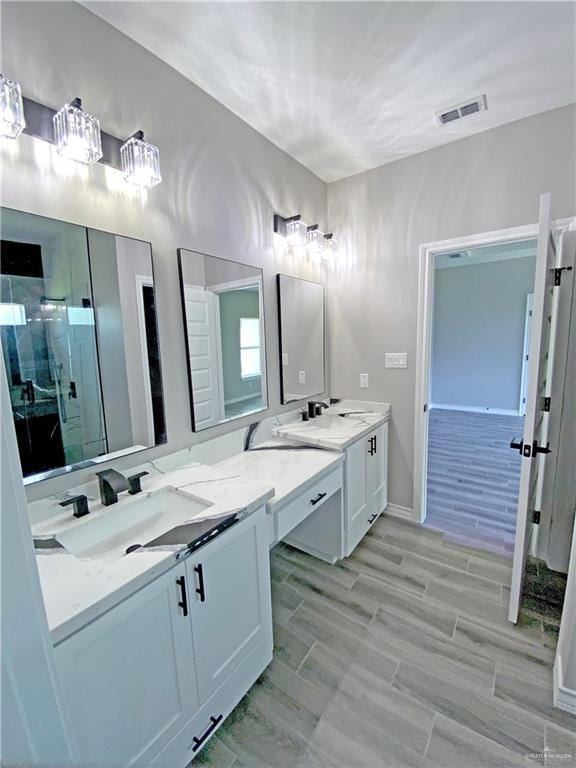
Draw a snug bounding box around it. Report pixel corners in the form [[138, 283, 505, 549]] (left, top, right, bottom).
[[95, 469, 130, 506], [308, 401, 329, 419], [60, 495, 90, 518]]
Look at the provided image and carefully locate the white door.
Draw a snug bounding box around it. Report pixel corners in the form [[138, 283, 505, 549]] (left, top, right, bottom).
[[54, 564, 199, 767], [345, 438, 369, 529], [508, 193, 559, 622], [367, 423, 388, 516], [183, 284, 222, 429], [186, 509, 272, 702]]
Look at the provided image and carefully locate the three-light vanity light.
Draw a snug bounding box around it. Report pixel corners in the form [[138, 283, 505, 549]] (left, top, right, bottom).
[[0, 74, 162, 190], [274, 214, 339, 260]]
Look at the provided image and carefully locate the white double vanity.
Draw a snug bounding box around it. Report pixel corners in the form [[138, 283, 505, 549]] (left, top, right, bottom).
[[3, 205, 390, 765], [29, 402, 390, 767]]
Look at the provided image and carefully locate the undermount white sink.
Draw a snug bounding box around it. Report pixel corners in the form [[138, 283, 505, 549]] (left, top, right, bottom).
[[312, 415, 362, 429], [55, 488, 213, 563]]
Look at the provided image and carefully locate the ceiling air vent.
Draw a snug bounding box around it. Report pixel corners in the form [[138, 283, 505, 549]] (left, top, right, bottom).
[[436, 95, 487, 126]]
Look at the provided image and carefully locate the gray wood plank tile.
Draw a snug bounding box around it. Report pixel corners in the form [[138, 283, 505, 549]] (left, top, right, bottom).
[[393, 662, 545, 758], [272, 581, 305, 625], [273, 622, 314, 671], [377, 530, 471, 570], [544, 724, 576, 767], [494, 667, 576, 732], [401, 551, 503, 600], [285, 569, 378, 627]]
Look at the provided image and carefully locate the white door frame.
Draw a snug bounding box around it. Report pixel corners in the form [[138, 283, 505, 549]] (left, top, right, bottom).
[[413, 219, 572, 524]]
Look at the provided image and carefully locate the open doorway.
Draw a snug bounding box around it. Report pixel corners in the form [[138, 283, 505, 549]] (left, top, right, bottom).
[[425, 239, 537, 556]]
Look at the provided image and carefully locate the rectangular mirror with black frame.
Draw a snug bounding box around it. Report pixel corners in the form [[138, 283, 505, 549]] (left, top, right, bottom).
[[0, 207, 166, 484], [178, 248, 268, 431], [277, 274, 325, 404]]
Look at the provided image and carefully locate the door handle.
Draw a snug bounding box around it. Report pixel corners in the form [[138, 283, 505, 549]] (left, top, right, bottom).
[[532, 441, 551, 455], [194, 564, 206, 602], [510, 438, 524, 454], [176, 576, 188, 616], [310, 492, 327, 506]]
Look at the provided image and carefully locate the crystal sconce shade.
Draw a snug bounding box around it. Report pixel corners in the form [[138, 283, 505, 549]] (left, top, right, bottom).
[[121, 130, 161, 190], [53, 98, 102, 165], [0, 74, 25, 139], [323, 233, 338, 258], [285, 217, 308, 246], [306, 225, 325, 257]]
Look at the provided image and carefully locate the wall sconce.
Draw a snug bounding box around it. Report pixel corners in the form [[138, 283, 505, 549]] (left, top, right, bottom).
[[323, 233, 338, 258], [306, 225, 325, 257], [53, 97, 102, 165], [0, 74, 26, 139], [274, 214, 308, 246], [121, 130, 161, 190]]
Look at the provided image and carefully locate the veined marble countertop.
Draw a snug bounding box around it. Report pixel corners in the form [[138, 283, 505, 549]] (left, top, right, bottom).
[[275, 404, 391, 450], [33, 463, 273, 644], [215, 439, 343, 512]]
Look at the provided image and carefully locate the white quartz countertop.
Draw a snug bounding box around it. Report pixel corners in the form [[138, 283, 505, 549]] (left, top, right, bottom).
[[275, 405, 390, 450], [33, 463, 273, 644], [215, 440, 344, 512]]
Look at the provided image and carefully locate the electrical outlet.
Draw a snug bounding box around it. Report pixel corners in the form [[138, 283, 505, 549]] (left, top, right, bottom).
[[385, 353, 407, 369], [360, 373, 369, 388], [298, 370, 306, 384]]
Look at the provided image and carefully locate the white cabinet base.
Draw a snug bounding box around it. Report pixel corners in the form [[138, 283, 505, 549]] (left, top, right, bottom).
[[150, 631, 273, 767], [285, 489, 343, 563]]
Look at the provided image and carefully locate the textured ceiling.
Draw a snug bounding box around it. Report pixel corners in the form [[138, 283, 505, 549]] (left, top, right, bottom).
[[84, 1, 576, 182]]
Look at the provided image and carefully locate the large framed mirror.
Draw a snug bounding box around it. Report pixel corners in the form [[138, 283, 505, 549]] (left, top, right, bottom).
[[0, 207, 166, 484], [277, 274, 325, 404], [178, 249, 268, 431]]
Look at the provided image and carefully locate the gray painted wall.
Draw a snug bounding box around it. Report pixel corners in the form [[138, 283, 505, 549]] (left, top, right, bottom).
[[0, 1, 328, 501], [431, 256, 536, 412], [328, 105, 576, 510]]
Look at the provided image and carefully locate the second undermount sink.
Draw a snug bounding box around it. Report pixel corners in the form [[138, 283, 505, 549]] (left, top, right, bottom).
[[56, 488, 213, 563]]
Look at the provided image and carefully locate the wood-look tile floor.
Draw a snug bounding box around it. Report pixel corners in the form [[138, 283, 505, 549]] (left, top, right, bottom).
[[196, 517, 575, 768], [425, 409, 525, 557]]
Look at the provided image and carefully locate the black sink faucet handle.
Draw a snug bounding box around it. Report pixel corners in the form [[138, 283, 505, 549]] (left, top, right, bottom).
[[308, 401, 329, 418], [60, 495, 90, 518], [95, 469, 130, 506], [128, 471, 149, 495]]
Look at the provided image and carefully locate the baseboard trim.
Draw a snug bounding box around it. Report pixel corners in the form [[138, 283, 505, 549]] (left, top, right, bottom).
[[554, 655, 576, 715], [385, 503, 416, 522], [430, 404, 521, 417]]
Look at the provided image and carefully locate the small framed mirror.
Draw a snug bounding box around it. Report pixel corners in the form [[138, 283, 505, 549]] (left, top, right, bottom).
[[178, 249, 268, 431], [0, 207, 167, 484], [277, 274, 325, 404]]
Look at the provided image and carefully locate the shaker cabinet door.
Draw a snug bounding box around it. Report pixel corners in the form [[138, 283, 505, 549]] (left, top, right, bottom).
[[54, 563, 199, 768], [187, 508, 272, 702]]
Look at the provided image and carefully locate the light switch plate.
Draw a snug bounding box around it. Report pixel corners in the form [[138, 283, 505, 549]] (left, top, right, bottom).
[[385, 353, 407, 368], [360, 373, 369, 388], [298, 370, 306, 384]]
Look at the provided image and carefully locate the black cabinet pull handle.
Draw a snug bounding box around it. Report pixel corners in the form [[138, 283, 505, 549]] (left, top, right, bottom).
[[176, 576, 188, 616], [310, 492, 327, 506], [368, 513, 378, 524], [368, 436, 375, 456], [194, 564, 206, 602], [192, 714, 223, 752], [373, 435, 377, 454]]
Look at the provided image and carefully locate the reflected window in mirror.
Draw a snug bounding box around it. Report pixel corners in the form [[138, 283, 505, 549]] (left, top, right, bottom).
[[178, 249, 268, 431], [0, 208, 166, 483], [277, 274, 325, 404]]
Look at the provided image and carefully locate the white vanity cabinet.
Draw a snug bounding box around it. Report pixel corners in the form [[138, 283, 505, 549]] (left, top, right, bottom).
[[344, 422, 388, 556], [54, 507, 273, 768], [54, 562, 199, 768], [186, 509, 272, 701]]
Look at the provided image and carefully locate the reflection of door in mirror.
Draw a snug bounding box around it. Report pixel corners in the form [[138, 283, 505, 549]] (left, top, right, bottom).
[[277, 274, 325, 404], [178, 249, 268, 432], [0, 208, 167, 484], [1, 210, 107, 476]]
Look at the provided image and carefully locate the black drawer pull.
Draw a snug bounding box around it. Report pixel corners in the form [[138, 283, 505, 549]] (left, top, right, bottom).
[[368, 513, 378, 524], [192, 714, 223, 752], [194, 563, 206, 602], [176, 576, 188, 616], [310, 492, 327, 506], [368, 436, 375, 456]]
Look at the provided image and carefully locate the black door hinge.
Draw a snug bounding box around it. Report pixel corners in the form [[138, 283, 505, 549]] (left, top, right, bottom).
[[553, 266, 573, 286], [541, 397, 551, 412], [532, 510, 541, 525]]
